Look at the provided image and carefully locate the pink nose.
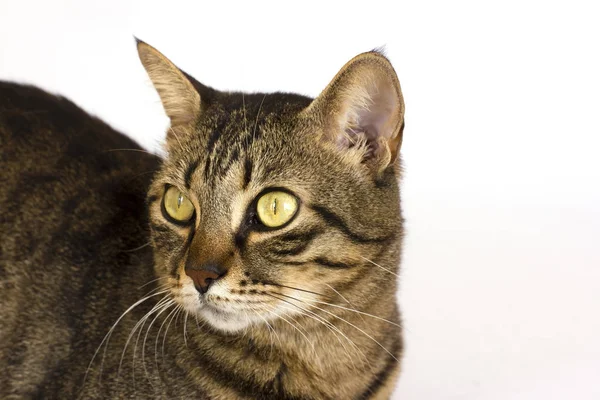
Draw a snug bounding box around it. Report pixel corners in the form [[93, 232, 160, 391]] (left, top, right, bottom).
[[184, 264, 225, 294]]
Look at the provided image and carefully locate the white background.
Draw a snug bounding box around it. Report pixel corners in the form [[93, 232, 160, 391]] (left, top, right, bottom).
[[1, 1, 599, 398]]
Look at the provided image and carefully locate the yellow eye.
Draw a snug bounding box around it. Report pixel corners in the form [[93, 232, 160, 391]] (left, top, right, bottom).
[[256, 191, 299, 228], [163, 186, 195, 223]]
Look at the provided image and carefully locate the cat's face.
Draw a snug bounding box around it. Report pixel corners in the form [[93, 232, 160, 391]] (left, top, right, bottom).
[[139, 41, 405, 332]]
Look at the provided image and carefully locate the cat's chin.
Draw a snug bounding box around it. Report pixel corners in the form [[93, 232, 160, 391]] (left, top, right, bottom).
[[197, 305, 255, 333]]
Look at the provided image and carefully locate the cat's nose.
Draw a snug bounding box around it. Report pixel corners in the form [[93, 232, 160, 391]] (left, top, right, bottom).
[[184, 264, 227, 294]]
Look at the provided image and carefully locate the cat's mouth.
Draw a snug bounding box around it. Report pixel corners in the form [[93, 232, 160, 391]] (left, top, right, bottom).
[[171, 279, 278, 332], [169, 271, 322, 333], [196, 298, 285, 333]]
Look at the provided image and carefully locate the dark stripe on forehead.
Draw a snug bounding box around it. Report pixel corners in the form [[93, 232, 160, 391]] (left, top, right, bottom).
[[205, 113, 238, 179], [206, 126, 222, 156], [240, 127, 256, 153], [217, 146, 240, 178], [243, 158, 252, 189], [229, 146, 240, 165], [204, 157, 212, 180], [310, 204, 394, 243], [184, 159, 199, 189], [204, 124, 223, 179], [240, 103, 266, 151]]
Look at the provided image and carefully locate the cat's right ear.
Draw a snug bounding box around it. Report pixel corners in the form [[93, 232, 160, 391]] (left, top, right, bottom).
[[136, 39, 201, 129]]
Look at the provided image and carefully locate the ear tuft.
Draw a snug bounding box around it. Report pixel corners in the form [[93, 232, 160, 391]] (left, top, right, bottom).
[[305, 51, 405, 173], [136, 40, 201, 127]]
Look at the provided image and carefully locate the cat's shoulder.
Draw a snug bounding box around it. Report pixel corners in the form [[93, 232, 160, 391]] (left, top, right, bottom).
[[0, 81, 125, 147], [0, 81, 90, 132], [0, 81, 76, 111], [0, 81, 160, 212], [0, 81, 159, 169]]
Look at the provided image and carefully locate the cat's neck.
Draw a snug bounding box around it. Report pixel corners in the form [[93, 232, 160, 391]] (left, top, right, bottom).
[[186, 298, 400, 379]]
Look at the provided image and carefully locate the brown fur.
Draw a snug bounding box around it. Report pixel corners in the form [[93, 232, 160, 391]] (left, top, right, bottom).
[[0, 40, 406, 399]]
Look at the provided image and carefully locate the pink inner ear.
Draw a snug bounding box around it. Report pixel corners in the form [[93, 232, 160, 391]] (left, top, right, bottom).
[[338, 80, 399, 158], [357, 82, 398, 140]]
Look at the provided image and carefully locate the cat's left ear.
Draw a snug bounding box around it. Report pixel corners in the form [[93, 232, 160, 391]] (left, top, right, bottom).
[[304, 51, 405, 174], [136, 39, 201, 129]]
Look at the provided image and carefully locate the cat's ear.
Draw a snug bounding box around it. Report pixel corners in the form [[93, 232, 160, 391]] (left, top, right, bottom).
[[136, 39, 201, 128], [304, 51, 405, 174]]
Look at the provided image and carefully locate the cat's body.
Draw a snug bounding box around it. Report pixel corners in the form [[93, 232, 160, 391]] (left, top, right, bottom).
[[0, 43, 405, 399], [0, 82, 163, 397]]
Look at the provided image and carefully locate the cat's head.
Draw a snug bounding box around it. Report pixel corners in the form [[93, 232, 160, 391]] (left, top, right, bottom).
[[138, 40, 405, 332]]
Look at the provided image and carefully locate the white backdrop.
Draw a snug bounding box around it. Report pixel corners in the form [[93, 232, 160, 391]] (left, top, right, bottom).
[[1, 1, 599, 398]]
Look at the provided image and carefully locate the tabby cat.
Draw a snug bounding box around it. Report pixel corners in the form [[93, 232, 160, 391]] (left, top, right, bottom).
[[0, 40, 405, 399]]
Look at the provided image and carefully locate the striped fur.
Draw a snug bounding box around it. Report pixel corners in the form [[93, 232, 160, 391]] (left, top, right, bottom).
[[0, 43, 405, 399]]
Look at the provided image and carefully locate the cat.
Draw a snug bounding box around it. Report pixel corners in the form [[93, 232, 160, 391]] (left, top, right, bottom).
[[0, 39, 406, 399]]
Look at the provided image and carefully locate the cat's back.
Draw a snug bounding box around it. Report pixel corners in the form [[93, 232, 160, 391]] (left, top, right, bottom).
[[0, 82, 160, 397], [0, 81, 159, 263], [0, 81, 154, 171]]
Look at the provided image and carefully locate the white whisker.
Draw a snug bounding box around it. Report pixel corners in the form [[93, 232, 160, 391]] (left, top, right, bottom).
[[323, 282, 369, 327], [155, 305, 179, 369], [278, 281, 401, 328], [183, 311, 189, 348], [161, 305, 181, 363], [168, 127, 184, 149], [360, 256, 400, 278], [132, 299, 170, 389], [262, 304, 318, 359], [251, 308, 279, 357], [124, 242, 152, 252], [138, 277, 169, 290], [271, 300, 366, 372], [142, 300, 175, 385], [268, 293, 370, 371], [309, 299, 401, 328], [82, 289, 170, 391], [252, 94, 267, 141], [242, 92, 248, 134], [282, 293, 400, 363], [120, 295, 171, 381]]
